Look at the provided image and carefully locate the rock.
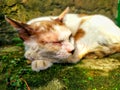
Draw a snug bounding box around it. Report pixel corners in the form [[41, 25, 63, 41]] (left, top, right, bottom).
[[0, 0, 118, 45]]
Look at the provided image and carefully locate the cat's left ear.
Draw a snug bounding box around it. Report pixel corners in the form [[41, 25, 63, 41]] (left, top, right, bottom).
[[5, 16, 33, 41], [55, 7, 69, 22]]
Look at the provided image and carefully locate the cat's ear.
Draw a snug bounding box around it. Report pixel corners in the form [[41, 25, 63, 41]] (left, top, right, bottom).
[[5, 16, 32, 41], [55, 7, 69, 22]]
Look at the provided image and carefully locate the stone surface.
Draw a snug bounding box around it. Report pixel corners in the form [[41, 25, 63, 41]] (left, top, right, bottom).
[[0, 0, 118, 45]]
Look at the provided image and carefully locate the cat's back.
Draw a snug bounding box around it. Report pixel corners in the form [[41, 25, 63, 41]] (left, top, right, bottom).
[[80, 14, 120, 42]]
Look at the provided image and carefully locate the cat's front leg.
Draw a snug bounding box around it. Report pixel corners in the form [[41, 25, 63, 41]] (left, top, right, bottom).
[[31, 60, 53, 72]]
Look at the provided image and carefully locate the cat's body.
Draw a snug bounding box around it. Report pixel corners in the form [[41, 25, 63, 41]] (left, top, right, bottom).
[[5, 8, 120, 71]]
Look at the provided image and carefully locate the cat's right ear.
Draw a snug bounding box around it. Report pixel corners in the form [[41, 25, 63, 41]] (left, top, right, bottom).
[[55, 7, 69, 22], [5, 16, 32, 41]]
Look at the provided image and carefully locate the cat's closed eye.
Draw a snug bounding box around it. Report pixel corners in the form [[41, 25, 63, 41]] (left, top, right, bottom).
[[69, 34, 72, 40]]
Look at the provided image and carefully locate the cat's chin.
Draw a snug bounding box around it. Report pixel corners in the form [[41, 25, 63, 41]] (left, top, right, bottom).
[[55, 49, 72, 60]]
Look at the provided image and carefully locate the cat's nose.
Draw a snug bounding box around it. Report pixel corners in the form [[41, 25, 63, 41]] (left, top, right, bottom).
[[62, 41, 75, 54], [68, 49, 75, 54], [71, 49, 75, 54]]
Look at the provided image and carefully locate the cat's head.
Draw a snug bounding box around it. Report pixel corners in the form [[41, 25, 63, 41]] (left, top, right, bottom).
[[5, 7, 75, 62]]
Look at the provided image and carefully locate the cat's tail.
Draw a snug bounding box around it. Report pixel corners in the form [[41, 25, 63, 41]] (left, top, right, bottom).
[[110, 43, 120, 53], [84, 43, 120, 59]]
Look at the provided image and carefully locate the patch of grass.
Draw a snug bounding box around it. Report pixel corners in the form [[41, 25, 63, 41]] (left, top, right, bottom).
[[12, 37, 23, 47], [0, 45, 120, 90]]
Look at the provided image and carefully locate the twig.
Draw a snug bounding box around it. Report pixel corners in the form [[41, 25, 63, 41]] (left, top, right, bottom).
[[21, 78, 31, 90]]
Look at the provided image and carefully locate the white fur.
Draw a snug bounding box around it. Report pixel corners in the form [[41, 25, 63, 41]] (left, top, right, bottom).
[[54, 25, 72, 41], [27, 14, 120, 44], [26, 14, 120, 71], [63, 14, 84, 35], [27, 16, 57, 24], [32, 60, 53, 72], [77, 15, 120, 58]]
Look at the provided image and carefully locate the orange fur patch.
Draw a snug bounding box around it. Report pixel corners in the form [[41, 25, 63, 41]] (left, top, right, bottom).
[[110, 43, 120, 53], [29, 20, 65, 43], [74, 28, 85, 41], [30, 20, 64, 33], [80, 19, 87, 25], [37, 31, 59, 43]]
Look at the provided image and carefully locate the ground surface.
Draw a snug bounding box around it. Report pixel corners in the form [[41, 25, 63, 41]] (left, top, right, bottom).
[[0, 1, 119, 89], [0, 45, 120, 90]]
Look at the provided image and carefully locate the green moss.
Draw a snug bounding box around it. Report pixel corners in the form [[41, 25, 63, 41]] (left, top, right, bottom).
[[5, 0, 18, 6], [0, 45, 120, 90]]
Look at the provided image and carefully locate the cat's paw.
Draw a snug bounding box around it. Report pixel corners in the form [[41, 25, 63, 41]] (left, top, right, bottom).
[[31, 60, 53, 72]]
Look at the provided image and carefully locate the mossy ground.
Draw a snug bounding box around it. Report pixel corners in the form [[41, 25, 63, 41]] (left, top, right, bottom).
[[0, 44, 120, 90], [0, 1, 119, 90]]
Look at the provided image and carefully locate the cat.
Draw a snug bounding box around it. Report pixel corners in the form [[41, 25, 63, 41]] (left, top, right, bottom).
[[5, 7, 120, 71]]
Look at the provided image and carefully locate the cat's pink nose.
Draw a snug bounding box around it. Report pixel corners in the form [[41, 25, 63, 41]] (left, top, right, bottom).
[[71, 48, 75, 54], [68, 49, 75, 54], [62, 41, 75, 54], [65, 46, 74, 52]]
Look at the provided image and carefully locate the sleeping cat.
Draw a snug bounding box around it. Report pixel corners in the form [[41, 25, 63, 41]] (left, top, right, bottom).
[[5, 7, 120, 71]]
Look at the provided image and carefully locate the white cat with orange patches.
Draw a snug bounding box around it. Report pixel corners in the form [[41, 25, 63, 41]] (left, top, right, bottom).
[[5, 7, 120, 71]]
